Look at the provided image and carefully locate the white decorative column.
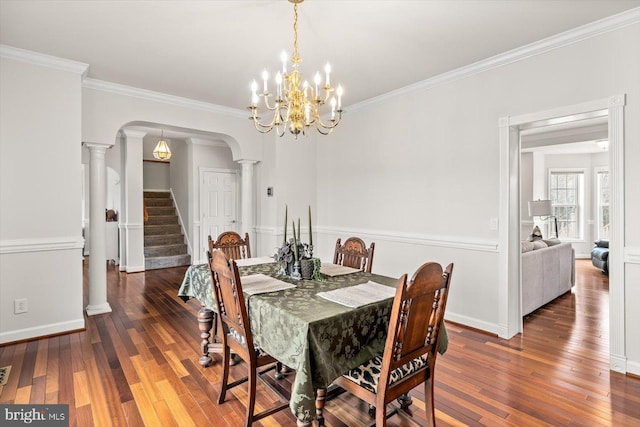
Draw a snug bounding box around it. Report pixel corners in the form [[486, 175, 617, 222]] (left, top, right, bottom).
[[83, 142, 113, 316], [607, 94, 626, 373], [238, 160, 257, 247], [121, 130, 146, 272]]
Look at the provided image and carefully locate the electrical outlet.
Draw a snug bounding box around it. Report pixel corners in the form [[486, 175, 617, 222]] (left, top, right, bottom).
[[489, 217, 499, 230], [14, 298, 28, 314]]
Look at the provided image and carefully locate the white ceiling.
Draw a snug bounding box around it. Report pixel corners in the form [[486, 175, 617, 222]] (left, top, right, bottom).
[[2, 0, 639, 113]]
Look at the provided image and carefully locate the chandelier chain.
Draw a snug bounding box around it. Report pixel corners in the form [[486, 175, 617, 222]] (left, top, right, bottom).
[[293, 3, 299, 62]]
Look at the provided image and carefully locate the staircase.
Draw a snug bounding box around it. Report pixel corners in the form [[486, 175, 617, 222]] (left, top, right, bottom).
[[144, 191, 191, 270]]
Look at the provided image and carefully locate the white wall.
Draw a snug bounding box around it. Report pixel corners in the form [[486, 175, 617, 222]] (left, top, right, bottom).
[[0, 57, 85, 343], [316, 23, 640, 371]]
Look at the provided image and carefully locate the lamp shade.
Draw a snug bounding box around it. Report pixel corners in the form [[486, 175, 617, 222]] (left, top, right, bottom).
[[528, 199, 552, 217]]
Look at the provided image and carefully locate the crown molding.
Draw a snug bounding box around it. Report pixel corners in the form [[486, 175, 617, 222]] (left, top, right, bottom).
[[83, 78, 247, 119], [349, 7, 640, 113], [0, 44, 89, 76]]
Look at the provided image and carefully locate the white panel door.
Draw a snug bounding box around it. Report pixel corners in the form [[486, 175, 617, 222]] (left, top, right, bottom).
[[201, 170, 238, 252]]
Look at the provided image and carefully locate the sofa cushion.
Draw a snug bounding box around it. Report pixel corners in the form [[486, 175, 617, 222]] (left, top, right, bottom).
[[543, 239, 562, 247], [591, 246, 609, 261]]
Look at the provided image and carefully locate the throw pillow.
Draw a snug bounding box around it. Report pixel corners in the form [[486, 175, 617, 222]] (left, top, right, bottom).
[[529, 225, 543, 241], [532, 240, 548, 250], [521, 241, 535, 253], [543, 238, 562, 247]]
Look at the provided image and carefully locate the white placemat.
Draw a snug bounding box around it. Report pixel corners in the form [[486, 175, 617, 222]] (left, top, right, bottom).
[[319, 263, 361, 277], [317, 281, 396, 308], [235, 256, 276, 267], [241, 273, 296, 295]]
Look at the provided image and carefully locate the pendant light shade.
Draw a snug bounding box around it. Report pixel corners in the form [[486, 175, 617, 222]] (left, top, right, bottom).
[[153, 130, 172, 160]]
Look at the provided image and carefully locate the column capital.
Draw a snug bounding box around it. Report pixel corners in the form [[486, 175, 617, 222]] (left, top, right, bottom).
[[237, 159, 258, 165], [83, 141, 113, 151]]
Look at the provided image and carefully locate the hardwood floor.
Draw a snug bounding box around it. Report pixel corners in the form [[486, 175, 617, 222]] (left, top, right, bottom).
[[1, 258, 639, 426]]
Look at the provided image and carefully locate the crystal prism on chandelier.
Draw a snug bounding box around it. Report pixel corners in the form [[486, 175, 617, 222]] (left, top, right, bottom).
[[248, 0, 343, 138]]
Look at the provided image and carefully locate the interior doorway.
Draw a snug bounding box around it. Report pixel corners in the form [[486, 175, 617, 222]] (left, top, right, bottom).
[[498, 94, 626, 373]]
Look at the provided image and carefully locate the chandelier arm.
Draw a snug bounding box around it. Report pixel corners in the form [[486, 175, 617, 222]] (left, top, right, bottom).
[[313, 123, 332, 135], [262, 96, 281, 111], [315, 115, 340, 131], [252, 121, 277, 134]]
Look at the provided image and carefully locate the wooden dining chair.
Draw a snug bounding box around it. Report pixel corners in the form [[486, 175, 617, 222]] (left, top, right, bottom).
[[208, 249, 289, 426], [333, 237, 375, 272], [209, 231, 251, 260], [333, 261, 454, 427]]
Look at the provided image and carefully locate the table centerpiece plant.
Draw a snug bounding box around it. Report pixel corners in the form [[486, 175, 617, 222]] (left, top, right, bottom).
[[274, 205, 317, 279]]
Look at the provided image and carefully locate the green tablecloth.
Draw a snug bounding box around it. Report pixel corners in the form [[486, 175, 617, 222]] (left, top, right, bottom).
[[178, 262, 448, 423]]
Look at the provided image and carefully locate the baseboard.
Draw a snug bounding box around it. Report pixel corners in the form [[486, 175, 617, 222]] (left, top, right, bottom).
[[626, 359, 640, 376], [0, 318, 85, 345], [126, 265, 145, 273], [444, 312, 502, 336], [610, 353, 628, 373]]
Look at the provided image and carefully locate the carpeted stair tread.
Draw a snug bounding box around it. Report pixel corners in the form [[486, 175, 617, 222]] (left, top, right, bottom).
[[145, 254, 191, 270], [145, 243, 188, 257]]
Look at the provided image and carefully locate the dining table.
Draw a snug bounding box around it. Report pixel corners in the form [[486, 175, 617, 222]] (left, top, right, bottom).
[[177, 258, 448, 426]]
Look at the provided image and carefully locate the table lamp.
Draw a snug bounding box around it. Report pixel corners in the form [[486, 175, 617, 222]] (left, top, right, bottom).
[[528, 199, 558, 238]]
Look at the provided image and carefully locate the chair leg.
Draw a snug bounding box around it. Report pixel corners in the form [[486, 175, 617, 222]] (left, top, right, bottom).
[[397, 393, 413, 414], [424, 377, 436, 427], [218, 347, 231, 404], [374, 400, 387, 427], [245, 365, 258, 427]]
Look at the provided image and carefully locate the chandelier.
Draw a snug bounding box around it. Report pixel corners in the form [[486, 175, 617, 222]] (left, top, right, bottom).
[[153, 130, 172, 160], [248, 0, 343, 137]]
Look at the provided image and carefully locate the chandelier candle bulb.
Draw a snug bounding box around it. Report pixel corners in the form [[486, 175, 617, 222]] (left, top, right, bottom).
[[331, 98, 336, 119], [337, 85, 343, 108], [314, 72, 321, 98], [325, 63, 331, 86], [276, 72, 282, 98], [262, 70, 269, 92]]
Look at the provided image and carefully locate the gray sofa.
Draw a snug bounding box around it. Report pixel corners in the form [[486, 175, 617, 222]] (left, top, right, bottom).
[[521, 241, 575, 316]]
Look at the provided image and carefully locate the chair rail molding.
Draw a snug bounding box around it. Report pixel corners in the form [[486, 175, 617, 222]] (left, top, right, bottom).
[[625, 247, 640, 264], [0, 236, 84, 254], [316, 226, 498, 253]]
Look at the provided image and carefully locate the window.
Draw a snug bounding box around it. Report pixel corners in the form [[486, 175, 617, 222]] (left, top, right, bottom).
[[549, 171, 584, 239], [596, 169, 610, 240]]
